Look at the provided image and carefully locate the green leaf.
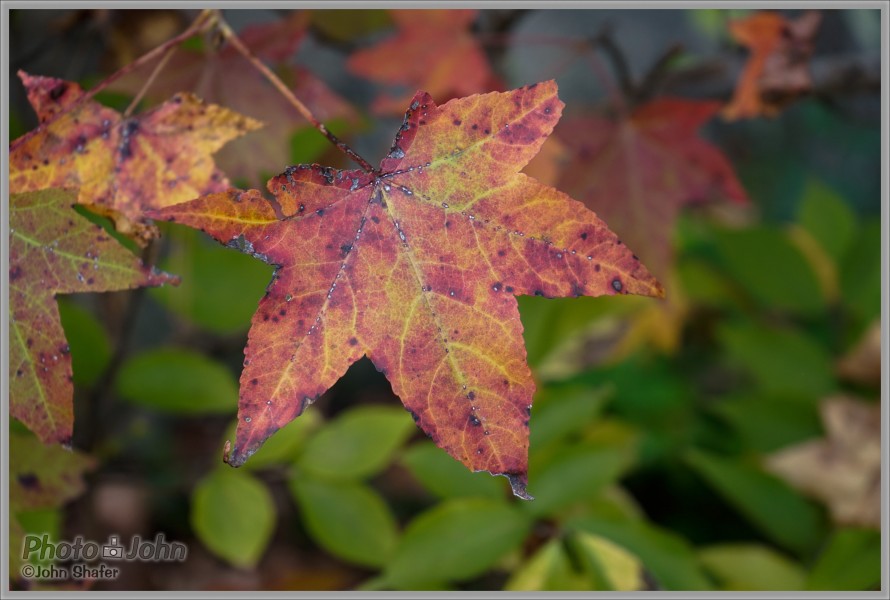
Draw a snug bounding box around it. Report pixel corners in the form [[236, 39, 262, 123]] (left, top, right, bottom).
[[190, 468, 275, 569], [224, 410, 322, 471], [807, 528, 880, 591], [798, 180, 857, 263], [712, 393, 822, 453], [699, 544, 806, 590], [676, 257, 738, 308], [718, 321, 835, 398], [529, 384, 611, 451], [567, 515, 711, 590], [290, 475, 398, 568], [289, 119, 351, 165], [384, 498, 530, 588], [10, 432, 95, 511], [524, 444, 635, 519], [151, 225, 273, 334], [401, 442, 504, 500], [9, 108, 26, 140], [298, 405, 416, 480], [518, 295, 634, 371], [14, 508, 63, 570], [116, 348, 238, 414], [57, 299, 111, 387], [310, 9, 391, 42], [839, 219, 881, 324], [713, 226, 825, 315], [685, 449, 825, 555], [571, 531, 643, 591], [504, 538, 588, 591]]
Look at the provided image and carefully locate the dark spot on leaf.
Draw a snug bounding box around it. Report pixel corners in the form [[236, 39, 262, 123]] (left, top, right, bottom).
[[316, 209, 324, 216], [349, 337, 358, 346], [453, 119, 462, 126], [505, 285, 514, 293], [250, 378, 258, 386], [469, 414, 481, 426], [467, 391, 476, 400], [580, 232, 588, 240], [594, 264, 601, 272], [9, 266, 22, 280], [17, 473, 39, 489], [48, 82, 68, 101], [612, 278, 623, 292]]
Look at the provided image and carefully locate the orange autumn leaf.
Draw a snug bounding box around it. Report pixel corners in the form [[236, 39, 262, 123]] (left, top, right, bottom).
[[9, 189, 177, 444], [10, 71, 260, 241], [347, 9, 497, 115], [150, 82, 662, 498], [724, 11, 822, 120], [555, 98, 748, 280], [109, 12, 357, 185]]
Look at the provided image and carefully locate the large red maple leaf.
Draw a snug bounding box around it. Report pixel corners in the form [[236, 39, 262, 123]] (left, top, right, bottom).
[[151, 82, 662, 497]]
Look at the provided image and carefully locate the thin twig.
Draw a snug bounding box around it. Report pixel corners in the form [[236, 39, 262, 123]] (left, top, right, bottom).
[[123, 36, 183, 117], [11, 10, 214, 151], [585, 43, 627, 114], [636, 43, 685, 104], [593, 30, 635, 102], [79, 240, 157, 452], [215, 16, 376, 173]]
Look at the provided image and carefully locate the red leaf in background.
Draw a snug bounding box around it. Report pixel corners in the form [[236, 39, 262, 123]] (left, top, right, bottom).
[[347, 9, 498, 115], [555, 98, 748, 279], [723, 10, 822, 120], [110, 12, 357, 184]]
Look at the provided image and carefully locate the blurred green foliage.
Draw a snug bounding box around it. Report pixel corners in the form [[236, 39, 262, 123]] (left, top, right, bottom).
[[8, 7, 881, 593]]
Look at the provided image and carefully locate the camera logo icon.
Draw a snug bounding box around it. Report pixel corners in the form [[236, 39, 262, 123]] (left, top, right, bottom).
[[102, 535, 125, 560]]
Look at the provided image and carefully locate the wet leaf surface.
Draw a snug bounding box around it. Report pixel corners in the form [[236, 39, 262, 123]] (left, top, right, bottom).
[[151, 81, 662, 498]]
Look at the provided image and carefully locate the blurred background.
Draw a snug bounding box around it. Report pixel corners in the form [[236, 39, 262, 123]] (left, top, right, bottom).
[[8, 8, 883, 591]]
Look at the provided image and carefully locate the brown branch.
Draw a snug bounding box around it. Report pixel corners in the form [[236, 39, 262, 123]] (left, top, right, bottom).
[[215, 15, 377, 173]]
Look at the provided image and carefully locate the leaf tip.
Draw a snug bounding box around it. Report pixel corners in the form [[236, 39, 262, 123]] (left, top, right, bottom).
[[503, 472, 534, 501]]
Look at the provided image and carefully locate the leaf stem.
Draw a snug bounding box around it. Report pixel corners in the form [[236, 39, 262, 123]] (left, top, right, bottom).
[[122, 37, 182, 118], [214, 15, 377, 173], [10, 10, 215, 152]]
